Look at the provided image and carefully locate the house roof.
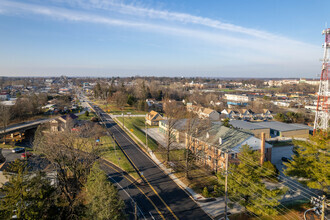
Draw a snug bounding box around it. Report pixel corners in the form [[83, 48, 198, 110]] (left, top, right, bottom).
[[202, 108, 216, 115], [263, 109, 271, 113], [147, 110, 162, 120]]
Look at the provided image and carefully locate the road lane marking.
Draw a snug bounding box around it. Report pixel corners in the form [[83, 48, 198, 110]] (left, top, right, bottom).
[[103, 162, 166, 220], [111, 130, 179, 220], [92, 102, 179, 220]]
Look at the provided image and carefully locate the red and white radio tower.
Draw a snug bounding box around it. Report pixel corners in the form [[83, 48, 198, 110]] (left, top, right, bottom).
[[313, 28, 330, 134]]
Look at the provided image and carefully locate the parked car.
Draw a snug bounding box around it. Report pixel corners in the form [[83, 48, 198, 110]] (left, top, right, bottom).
[[12, 148, 25, 153], [21, 152, 33, 159], [281, 157, 291, 163]]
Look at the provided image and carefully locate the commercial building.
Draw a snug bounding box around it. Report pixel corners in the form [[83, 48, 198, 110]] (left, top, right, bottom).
[[186, 124, 272, 172], [229, 120, 271, 139], [255, 121, 311, 138]]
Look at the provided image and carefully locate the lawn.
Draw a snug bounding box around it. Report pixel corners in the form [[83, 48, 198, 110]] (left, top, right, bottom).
[[78, 111, 96, 121], [82, 135, 140, 180], [93, 100, 147, 115], [116, 117, 159, 151], [217, 88, 237, 92]]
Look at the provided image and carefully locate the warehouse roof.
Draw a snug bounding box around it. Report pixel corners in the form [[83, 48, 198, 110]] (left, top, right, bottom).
[[255, 121, 310, 132], [230, 120, 266, 130]]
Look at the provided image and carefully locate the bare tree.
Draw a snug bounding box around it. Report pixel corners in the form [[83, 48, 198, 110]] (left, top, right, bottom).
[[112, 91, 127, 109], [33, 123, 103, 219], [184, 112, 210, 179], [0, 104, 11, 141], [163, 99, 184, 162]]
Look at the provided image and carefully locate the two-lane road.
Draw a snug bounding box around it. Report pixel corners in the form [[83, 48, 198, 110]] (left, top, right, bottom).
[[91, 103, 210, 220]]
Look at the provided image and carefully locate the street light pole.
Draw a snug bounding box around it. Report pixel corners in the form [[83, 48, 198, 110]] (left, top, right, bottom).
[[224, 151, 229, 220], [145, 122, 148, 149]]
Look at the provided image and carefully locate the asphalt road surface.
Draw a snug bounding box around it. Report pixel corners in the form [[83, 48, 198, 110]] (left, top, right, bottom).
[[91, 103, 210, 220]]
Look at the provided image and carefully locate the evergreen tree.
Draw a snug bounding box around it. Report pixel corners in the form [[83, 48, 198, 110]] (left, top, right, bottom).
[[85, 163, 125, 220], [218, 145, 284, 216], [284, 131, 330, 193], [0, 160, 56, 219], [222, 118, 231, 128]]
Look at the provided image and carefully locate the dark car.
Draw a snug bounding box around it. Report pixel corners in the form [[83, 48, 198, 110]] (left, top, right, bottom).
[[12, 148, 25, 153], [281, 157, 291, 162]]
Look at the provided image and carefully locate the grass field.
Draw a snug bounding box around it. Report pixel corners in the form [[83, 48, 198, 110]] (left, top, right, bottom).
[[116, 117, 159, 151], [217, 88, 237, 92], [78, 110, 140, 180], [93, 100, 147, 115], [83, 135, 140, 180], [77, 111, 96, 121]]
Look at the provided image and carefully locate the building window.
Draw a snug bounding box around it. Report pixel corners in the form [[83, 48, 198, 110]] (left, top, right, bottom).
[[208, 156, 212, 161], [220, 152, 224, 158], [231, 153, 236, 159], [214, 148, 218, 155]]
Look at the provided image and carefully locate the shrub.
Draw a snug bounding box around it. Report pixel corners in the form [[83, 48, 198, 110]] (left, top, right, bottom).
[[202, 186, 209, 198]]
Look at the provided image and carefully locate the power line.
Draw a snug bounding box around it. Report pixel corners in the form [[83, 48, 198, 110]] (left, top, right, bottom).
[[229, 147, 320, 198], [229, 175, 299, 220]]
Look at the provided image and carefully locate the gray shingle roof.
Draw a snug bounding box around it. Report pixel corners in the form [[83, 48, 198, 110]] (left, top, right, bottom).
[[194, 124, 252, 150]]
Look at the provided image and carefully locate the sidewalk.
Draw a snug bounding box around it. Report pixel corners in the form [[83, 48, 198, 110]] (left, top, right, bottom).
[[112, 116, 242, 219]]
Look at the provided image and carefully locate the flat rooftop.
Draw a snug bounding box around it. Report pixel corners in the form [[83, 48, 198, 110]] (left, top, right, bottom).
[[230, 120, 266, 130], [255, 121, 311, 132]]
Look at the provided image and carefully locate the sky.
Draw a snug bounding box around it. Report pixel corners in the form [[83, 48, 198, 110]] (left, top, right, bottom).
[[0, 0, 329, 78]]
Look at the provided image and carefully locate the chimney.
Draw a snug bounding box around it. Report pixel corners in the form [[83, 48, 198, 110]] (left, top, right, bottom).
[[260, 132, 265, 165]]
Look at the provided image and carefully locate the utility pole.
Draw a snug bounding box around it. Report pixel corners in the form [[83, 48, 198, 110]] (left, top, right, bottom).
[[145, 122, 148, 150], [321, 195, 326, 220], [122, 112, 124, 127], [224, 151, 229, 220], [134, 201, 138, 220]]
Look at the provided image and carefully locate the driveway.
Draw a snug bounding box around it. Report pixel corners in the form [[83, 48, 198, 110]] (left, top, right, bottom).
[[271, 145, 294, 173], [270, 145, 319, 202]]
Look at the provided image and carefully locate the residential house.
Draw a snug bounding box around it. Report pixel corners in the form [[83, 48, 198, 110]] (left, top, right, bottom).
[[261, 109, 273, 120], [187, 103, 220, 120], [239, 109, 255, 121], [199, 107, 220, 121], [50, 114, 78, 132], [158, 119, 188, 143], [146, 99, 163, 112], [145, 110, 163, 126], [221, 109, 240, 119], [0, 92, 10, 101]]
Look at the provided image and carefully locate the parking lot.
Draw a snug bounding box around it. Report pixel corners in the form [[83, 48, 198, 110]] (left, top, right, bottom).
[[271, 145, 294, 173]]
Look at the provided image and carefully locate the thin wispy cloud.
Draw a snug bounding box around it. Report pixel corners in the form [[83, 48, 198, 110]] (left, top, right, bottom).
[[0, 0, 322, 77]]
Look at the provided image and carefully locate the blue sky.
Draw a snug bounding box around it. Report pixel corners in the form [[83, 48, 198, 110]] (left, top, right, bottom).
[[0, 0, 329, 78]]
